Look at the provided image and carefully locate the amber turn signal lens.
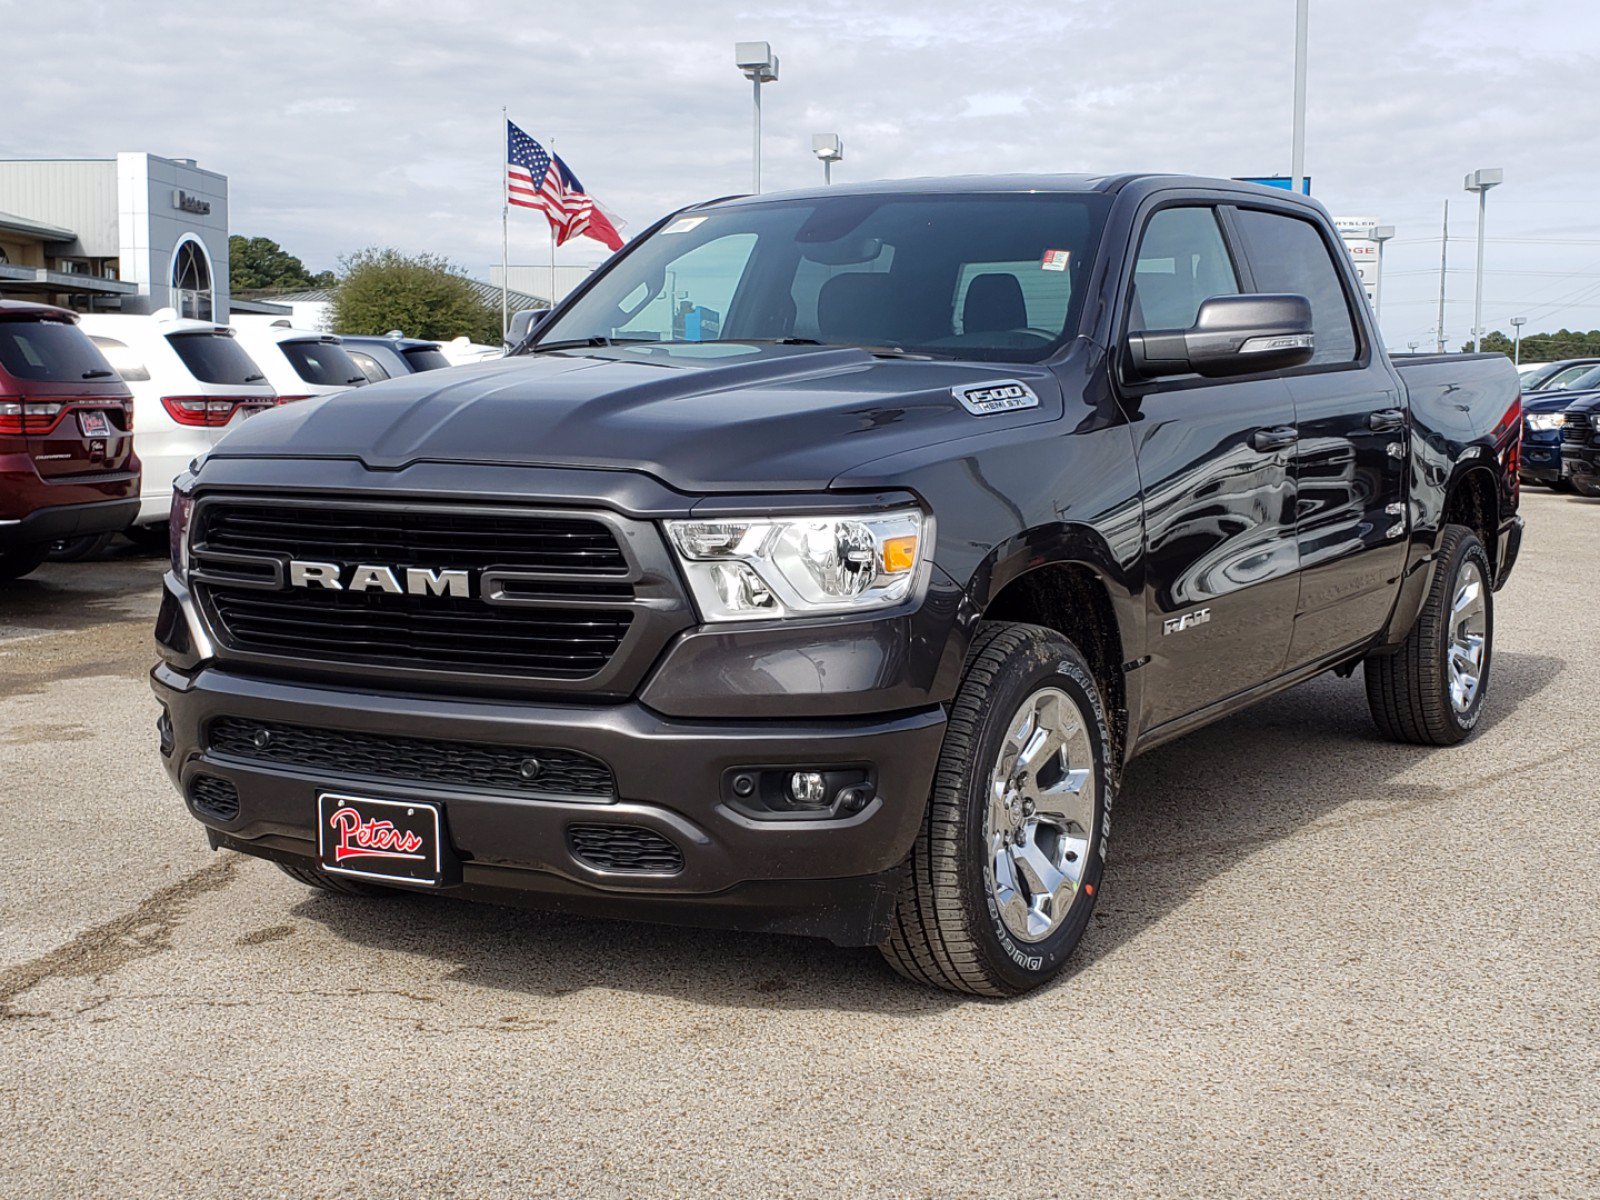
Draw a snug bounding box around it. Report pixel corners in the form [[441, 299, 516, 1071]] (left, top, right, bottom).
[[881, 535, 918, 574]]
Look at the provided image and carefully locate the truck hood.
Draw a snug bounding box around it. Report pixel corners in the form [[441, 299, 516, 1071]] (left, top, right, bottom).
[[208, 344, 1066, 493]]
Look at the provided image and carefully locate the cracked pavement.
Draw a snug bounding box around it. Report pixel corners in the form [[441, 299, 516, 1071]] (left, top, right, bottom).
[[1, 495, 1598, 1198]]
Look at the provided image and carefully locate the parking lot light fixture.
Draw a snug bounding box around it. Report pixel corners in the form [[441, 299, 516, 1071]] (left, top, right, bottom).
[[1370, 224, 1394, 324], [812, 134, 843, 185], [735, 41, 779, 195], [1464, 168, 1503, 353], [1510, 315, 1526, 364]]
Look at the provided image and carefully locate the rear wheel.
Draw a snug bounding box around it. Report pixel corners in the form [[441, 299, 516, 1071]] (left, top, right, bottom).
[[1364, 524, 1493, 745], [47, 532, 117, 562], [880, 621, 1112, 996], [0, 544, 50, 582], [276, 861, 399, 897]]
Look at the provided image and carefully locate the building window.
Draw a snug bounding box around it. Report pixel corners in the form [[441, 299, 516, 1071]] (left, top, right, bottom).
[[172, 238, 213, 320]]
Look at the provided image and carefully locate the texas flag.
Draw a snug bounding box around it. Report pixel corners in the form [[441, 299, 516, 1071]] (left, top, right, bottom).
[[506, 121, 624, 251]]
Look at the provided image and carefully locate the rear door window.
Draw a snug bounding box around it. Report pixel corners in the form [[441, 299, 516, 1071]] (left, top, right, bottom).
[[88, 336, 151, 382], [1231, 208, 1360, 366], [280, 340, 368, 387], [168, 332, 270, 385], [401, 346, 450, 372], [347, 350, 390, 382], [0, 319, 119, 382]]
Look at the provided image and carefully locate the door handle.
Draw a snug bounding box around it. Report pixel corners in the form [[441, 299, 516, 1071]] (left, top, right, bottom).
[[1250, 425, 1299, 453], [1368, 408, 1406, 432]]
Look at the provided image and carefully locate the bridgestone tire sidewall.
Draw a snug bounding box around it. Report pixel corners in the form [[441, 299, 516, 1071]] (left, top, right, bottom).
[[1442, 535, 1495, 734], [966, 645, 1111, 992]]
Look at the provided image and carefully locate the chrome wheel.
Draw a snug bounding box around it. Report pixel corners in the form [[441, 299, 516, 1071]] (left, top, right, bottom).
[[984, 687, 1097, 943], [1447, 560, 1488, 714]]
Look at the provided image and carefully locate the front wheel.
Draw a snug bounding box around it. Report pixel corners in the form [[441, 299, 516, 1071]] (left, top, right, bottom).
[[880, 622, 1113, 996], [1364, 524, 1493, 745]]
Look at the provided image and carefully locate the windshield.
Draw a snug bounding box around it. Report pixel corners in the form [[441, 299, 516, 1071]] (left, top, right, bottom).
[[1542, 363, 1600, 391], [401, 346, 450, 372], [280, 339, 368, 387], [168, 331, 269, 386], [0, 319, 118, 383], [534, 193, 1112, 364], [1518, 362, 1568, 390]]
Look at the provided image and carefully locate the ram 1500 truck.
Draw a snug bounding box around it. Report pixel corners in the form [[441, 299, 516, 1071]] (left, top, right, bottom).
[[153, 175, 1523, 995]]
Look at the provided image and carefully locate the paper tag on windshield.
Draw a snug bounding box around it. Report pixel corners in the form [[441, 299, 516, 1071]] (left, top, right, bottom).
[[1041, 249, 1071, 272], [661, 216, 707, 234]]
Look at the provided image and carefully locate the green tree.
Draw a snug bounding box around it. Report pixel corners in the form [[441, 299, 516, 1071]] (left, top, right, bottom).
[[330, 248, 501, 343], [1463, 328, 1600, 359], [229, 235, 335, 293]]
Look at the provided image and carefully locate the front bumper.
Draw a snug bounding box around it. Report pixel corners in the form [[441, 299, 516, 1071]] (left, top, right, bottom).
[[1519, 435, 1563, 483], [152, 624, 947, 945], [1563, 444, 1600, 494]]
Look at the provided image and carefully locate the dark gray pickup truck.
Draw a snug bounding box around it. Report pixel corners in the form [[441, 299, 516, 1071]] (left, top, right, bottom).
[[153, 174, 1522, 995]]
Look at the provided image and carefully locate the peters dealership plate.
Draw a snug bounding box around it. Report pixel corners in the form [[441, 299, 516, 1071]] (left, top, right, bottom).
[[317, 793, 442, 885]]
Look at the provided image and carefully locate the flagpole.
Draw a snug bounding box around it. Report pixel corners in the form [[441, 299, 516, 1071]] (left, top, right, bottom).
[[549, 135, 557, 312], [500, 107, 509, 342]]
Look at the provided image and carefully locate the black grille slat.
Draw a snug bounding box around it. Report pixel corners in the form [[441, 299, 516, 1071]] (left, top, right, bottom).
[[194, 501, 640, 680], [567, 824, 684, 873], [189, 775, 240, 821], [1562, 413, 1592, 444], [208, 717, 616, 800], [201, 504, 629, 574], [209, 590, 631, 677]]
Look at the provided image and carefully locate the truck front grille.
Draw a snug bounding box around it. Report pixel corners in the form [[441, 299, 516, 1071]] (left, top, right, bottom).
[[188, 498, 688, 688], [1562, 412, 1593, 444], [208, 717, 617, 801]]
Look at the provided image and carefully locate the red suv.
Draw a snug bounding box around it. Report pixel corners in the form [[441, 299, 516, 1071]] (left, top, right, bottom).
[[0, 301, 140, 582]]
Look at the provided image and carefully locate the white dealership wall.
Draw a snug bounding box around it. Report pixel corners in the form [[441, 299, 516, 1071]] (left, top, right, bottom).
[[0, 153, 229, 317]]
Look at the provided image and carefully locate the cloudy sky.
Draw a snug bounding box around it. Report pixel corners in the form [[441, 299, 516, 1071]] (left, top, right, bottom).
[[7, 0, 1597, 349]]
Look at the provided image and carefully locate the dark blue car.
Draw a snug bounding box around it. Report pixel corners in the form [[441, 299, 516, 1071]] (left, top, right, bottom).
[[1523, 363, 1600, 489], [338, 334, 451, 383]]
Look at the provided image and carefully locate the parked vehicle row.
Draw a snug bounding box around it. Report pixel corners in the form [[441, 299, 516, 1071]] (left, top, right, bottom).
[[1517, 356, 1600, 494], [1, 308, 464, 578]]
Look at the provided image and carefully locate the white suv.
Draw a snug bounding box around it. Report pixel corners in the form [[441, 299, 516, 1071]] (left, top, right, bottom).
[[229, 323, 369, 400], [78, 311, 277, 531]]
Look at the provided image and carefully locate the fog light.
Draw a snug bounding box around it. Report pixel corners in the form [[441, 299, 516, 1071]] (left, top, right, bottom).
[[789, 771, 827, 806]]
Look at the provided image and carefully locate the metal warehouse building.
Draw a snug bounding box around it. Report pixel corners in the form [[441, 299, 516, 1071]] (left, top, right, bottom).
[[0, 152, 229, 319]]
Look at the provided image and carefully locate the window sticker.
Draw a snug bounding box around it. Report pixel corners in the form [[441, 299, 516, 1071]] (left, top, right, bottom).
[[1040, 249, 1071, 272], [661, 216, 708, 235]]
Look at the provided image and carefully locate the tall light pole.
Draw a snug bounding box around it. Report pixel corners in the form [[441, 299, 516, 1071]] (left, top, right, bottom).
[[1464, 168, 1502, 353], [1510, 315, 1526, 364], [1370, 223, 1394, 327], [735, 42, 779, 195], [1290, 0, 1309, 195], [812, 134, 843, 185]]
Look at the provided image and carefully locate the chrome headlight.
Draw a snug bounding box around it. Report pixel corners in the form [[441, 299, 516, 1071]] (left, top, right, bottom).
[[1525, 412, 1565, 431], [169, 482, 195, 581], [666, 509, 928, 621], [1590, 412, 1600, 431]]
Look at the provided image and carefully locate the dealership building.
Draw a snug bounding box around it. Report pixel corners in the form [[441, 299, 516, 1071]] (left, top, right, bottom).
[[0, 152, 232, 319]]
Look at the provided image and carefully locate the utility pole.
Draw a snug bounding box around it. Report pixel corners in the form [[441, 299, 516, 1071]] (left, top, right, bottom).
[[1436, 201, 1449, 353], [735, 43, 779, 195], [1290, 0, 1309, 196], [1464, 168, 1503, 353]]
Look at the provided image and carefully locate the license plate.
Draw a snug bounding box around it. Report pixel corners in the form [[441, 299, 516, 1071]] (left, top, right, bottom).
[[317, 793, 443, 885], [78, 410, 112, 438]]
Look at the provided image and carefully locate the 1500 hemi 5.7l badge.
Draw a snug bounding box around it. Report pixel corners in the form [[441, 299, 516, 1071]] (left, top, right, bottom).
[[952, 380, 1040, 416]]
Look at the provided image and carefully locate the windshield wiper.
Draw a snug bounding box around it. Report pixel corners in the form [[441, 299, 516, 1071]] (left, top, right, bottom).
[[696, 337, 947, 359], [533, 335, 659, 353], [244, 373, 267, 383], [81, 368, 115, 379]]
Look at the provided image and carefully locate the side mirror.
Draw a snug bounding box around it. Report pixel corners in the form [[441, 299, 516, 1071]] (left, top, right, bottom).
[[509, 308, 552, 345], [1127, 293, 1315, 380]]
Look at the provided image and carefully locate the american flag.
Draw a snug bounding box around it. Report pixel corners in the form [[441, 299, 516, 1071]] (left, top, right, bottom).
[[506, 120, 623, 251]]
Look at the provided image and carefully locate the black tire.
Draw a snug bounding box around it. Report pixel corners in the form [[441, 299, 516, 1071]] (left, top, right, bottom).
[[0, 543, 50, 583], [276, 860, 398, 897], [1364, 524, 1493, 746], [122, 523, 170, 555], [47, 532, 117, 562], [1549, 479, 1575, 494], [880, 621, 1113, 996]]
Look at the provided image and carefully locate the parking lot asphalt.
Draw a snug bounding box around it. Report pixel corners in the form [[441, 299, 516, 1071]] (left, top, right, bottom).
[[1, 491, 1596, 1199]]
